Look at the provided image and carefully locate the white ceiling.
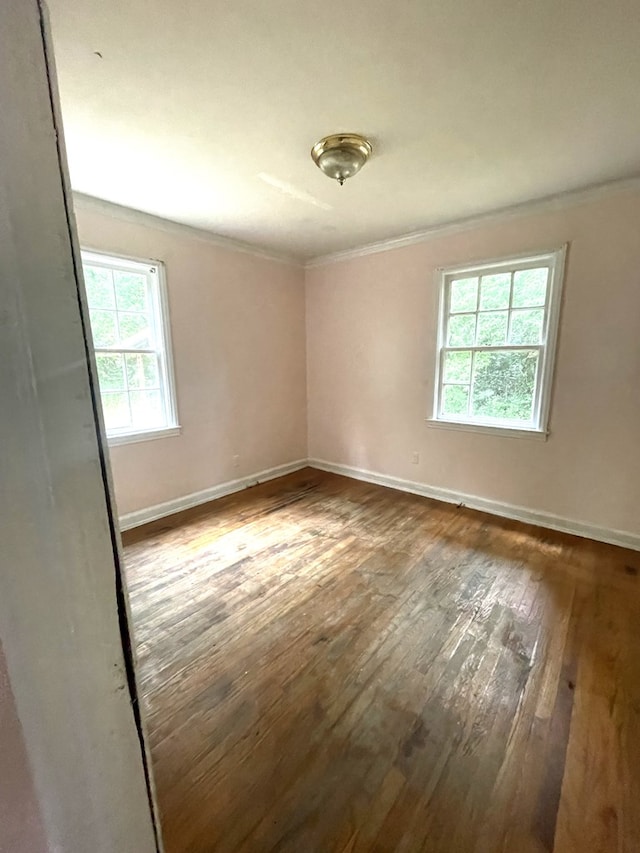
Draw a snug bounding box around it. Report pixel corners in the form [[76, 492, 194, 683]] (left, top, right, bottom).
[[48, 0, 640, 261]]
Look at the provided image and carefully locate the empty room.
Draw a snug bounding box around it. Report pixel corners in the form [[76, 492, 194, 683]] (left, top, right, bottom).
[[3, 0, 640, 852]]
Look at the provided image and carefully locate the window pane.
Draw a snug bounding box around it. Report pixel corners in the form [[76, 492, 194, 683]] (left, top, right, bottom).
[[115, 271, 148, 312], [118, 312, 152, 348], [96, 353, 125, 391], [476, 311, 508, 346], [471, 350, 538, 423], [447, 314, 475, 347], [84, 265, 115, 309], [479, 274, 510, 310], [101, 392, 131, 430], [512, 268, 548, 307], [126, 353, 160, 389], [90, 310, 117, 347], [442, 384, 469, 416], [130, 390, 164, 429], [449, 278, 478, 313], [509, 308, 544, 345], [443, 350, 472, 383]]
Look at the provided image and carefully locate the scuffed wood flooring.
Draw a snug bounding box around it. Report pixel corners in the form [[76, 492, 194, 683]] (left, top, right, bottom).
[[122, 468, 640, 853]]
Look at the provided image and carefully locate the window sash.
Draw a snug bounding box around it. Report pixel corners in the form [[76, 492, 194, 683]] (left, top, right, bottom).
[[437, 346, 543, 426], [82, 250, 178, 439], [441, 344, 544, 353], [432, 248, 566, 434], [94, 346, 157, 355]]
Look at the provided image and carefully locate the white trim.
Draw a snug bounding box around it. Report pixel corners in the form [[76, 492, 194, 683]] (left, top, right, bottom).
[[118, 459, 308, 530], [81, 248, 180, 438], [118, 456, 640, 551], [308, 459, 640, 552], [305, 175, 640, 268], [74, 177, 640, 270], [108, 426, 181, 446], [431, 246, 566, 436], [436, 246, 565, 277], [425, 418, 548, 441], [73, 193, 302, 267], [156, 259, 180, 430], [540, 246, 566, 432], [80, 249, 154, 274]]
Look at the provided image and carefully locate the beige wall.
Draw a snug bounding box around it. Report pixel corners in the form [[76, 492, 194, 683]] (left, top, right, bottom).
[[0, 645, 47, 853], [75, 205, 307, 516], [306, 189, 640, 537]]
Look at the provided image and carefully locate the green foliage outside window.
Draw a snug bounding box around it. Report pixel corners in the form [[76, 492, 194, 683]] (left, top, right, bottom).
[[441, 266, 549, 425]]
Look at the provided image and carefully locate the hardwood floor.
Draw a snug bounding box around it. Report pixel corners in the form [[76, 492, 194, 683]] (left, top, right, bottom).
[[122, 468, 640, 853]]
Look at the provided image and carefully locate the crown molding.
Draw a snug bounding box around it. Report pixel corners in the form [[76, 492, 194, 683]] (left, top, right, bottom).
[[305, 174, 640, 268], [73, 174, 640, 270], [72, 192, 303, 268]]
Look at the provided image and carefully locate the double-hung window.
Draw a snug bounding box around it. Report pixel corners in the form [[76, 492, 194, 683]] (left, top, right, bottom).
[[81, 250, 179, 444], [432, 247, 566, 437]]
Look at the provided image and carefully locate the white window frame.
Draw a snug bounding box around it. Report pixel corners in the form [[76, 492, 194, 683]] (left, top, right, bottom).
[[429, 245, 566, 439], [81, 249, 180, 445]]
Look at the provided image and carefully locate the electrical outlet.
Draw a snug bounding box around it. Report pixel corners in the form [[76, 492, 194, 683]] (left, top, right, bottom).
[[412, 451, 420, 465], [233, 454, 240, 469]]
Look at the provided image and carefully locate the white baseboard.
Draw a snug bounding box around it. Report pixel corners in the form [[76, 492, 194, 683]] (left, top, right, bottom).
[[118, 455, 640, 552], [118, 459, 308, 530], [308, 458, 640, 552]]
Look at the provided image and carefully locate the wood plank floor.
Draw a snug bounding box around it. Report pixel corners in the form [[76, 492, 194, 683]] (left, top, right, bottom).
[[122, 468, 640, 853]]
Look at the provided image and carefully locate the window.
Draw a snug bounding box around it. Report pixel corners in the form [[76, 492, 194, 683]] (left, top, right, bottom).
[[431, 247, 566, 437], [81, 250, 179, 444]]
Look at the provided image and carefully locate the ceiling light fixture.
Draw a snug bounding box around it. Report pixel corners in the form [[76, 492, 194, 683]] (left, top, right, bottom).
[[311, 133, 372, 186]]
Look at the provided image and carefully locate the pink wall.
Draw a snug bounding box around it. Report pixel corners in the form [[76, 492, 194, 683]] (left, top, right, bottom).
[[75, 206, 307, 516], [0, 644, 47, 853], [306, 189, 640, 537], [75, 189, 640, 537]]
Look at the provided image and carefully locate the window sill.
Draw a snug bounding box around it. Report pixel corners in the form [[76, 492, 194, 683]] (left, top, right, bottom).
[[106, 425, 182, 447], [426, 418, 548, 441]]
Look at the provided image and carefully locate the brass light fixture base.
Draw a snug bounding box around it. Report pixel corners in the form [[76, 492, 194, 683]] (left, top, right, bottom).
[[311, 133, 373, 185]]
